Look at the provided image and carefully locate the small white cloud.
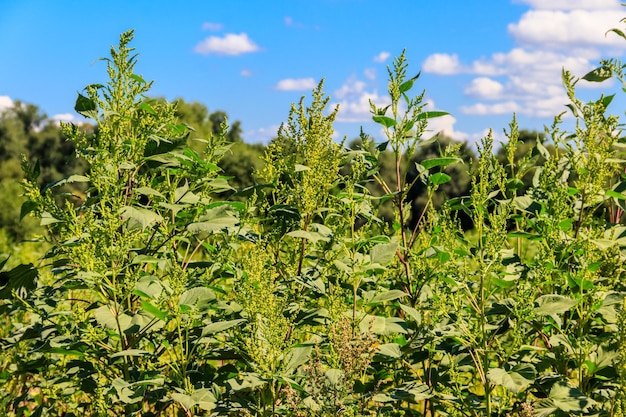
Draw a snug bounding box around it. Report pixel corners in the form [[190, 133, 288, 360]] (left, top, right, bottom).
[[422, 53, 463, 75], [332, 91, 391, 123], [193, 33, 260, 56], [275, 77, 317, 91], [460, 101, 521, 115], [51, 113, 83, 126], [512, 0, 620, 10], [240, 69, 253, 77], [464, 77, 505, 99], [245, 124, 281, 143], [284, 16, 305, 28], [373, 51, 391, 63], [202, 22, 223, 31], [334, 77, 367, 100], [364, 68, 376, 80], [0, 95, 13, 112]]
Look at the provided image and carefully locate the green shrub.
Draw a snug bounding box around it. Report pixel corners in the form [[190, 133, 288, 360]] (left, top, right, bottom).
[[1, 24, 626, 417]]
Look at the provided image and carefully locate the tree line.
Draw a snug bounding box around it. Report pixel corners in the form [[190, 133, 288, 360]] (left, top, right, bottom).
[[0, 97, 547, 242]]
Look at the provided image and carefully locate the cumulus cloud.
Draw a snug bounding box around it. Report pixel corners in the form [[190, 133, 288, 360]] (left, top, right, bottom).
[[508, 9, 626, 49], [512, 0, 620, 10], [422, 53, 463, 75], [421, 0, 625, 120], [193, 33, 260, 56], [464, 77, 505, 99], [364, 68, 376, 80], [275, 77, 317, 91], [460, 101, 521, 116], [240, 69, 253, 77], [373, 51, 391, 63], [334, 77, 367, 100], [52, 113, 79, 123], [332, 91, 391, 123], [202, 22, 223, 31], [244, 125, 281, 143], [0, 95, 13, 112]]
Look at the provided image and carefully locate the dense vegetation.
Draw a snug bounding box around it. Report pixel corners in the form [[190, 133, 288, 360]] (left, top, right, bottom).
[[1, 20, 626, 416]]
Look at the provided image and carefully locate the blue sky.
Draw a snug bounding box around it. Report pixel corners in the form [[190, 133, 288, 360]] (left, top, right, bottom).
[[1, 0, 625, 145]]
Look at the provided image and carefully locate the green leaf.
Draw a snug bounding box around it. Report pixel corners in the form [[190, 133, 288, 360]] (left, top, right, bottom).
[[416, 111, 449, 120], [534, 294, 578, 315], [94, 305, 132, 332], [535, 381, 596, 416], [398, 79, 414, 94], [202, 319, 246, 336], [75, 93, 97, 118], [287, 230, 328, 243], [372, 115, 397, 128], [368, 289, 407, 305], [283, 344, 313, 374], [140, 300, 167, 321], [582, 65, 612, 82], [20, 200, 38, 221], [375, 343, 402, 358], [429, 172, 451, 185], [110, 349, 151, 358], [420, 157, 462, 170], [0, 263, 38, 299], [360, 315, 408, 335], [370, 240, 398, 264], [179, 287, 216, 311], [120, 206, 163, 230], [487, 364, 536, 394], [187, 206, 238, 234]]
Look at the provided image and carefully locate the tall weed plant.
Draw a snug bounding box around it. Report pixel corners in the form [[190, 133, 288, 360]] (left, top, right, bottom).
[[1, 17, 626, 416]]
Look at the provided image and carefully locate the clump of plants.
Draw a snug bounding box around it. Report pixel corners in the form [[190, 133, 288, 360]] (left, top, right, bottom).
[[1, 16, 626, 417]]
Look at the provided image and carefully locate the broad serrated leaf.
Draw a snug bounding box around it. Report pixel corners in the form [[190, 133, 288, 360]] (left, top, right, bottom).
[[187, 205, 238, 234], [487, 364, 536, 394], [429, 172, 451, 185], [283, 344, 313, 374], [534, 294, 578, 315], [582, 65, 612, 82], [420, 157, 462, 170], [120, 206, 163, 230], [0, 263, 38, 299], [179, 287, 216, 311], [368, 289, 407, 305], [202, 319, 246, 336], [370, 240, 398, 265], [372, 115, 396, 128]]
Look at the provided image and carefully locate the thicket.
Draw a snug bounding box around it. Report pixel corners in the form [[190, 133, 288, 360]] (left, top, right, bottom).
[[1, 21, 626, 416]]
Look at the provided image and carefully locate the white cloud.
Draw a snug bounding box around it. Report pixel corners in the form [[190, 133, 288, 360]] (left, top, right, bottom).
[[364, 68, 376, 80], [508, 9, 626, 49], [373, 51, 391, 63], [332, 91, 391, 123], [275, 77, 317, 91], [240, 69, 252, 77], [460, 101, 521, 115], [244, 125, 281, 144], [512, 0, 620, 11], [52, 113, 79, 123], [464, 77, 505, 99], [0, 95, 13, 112], [422, 53, 463, 75], [334, 77, 367, 100], [202, 22, 223, 31], [420, 0, 626, 120], [193, 33, 260, 56]]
